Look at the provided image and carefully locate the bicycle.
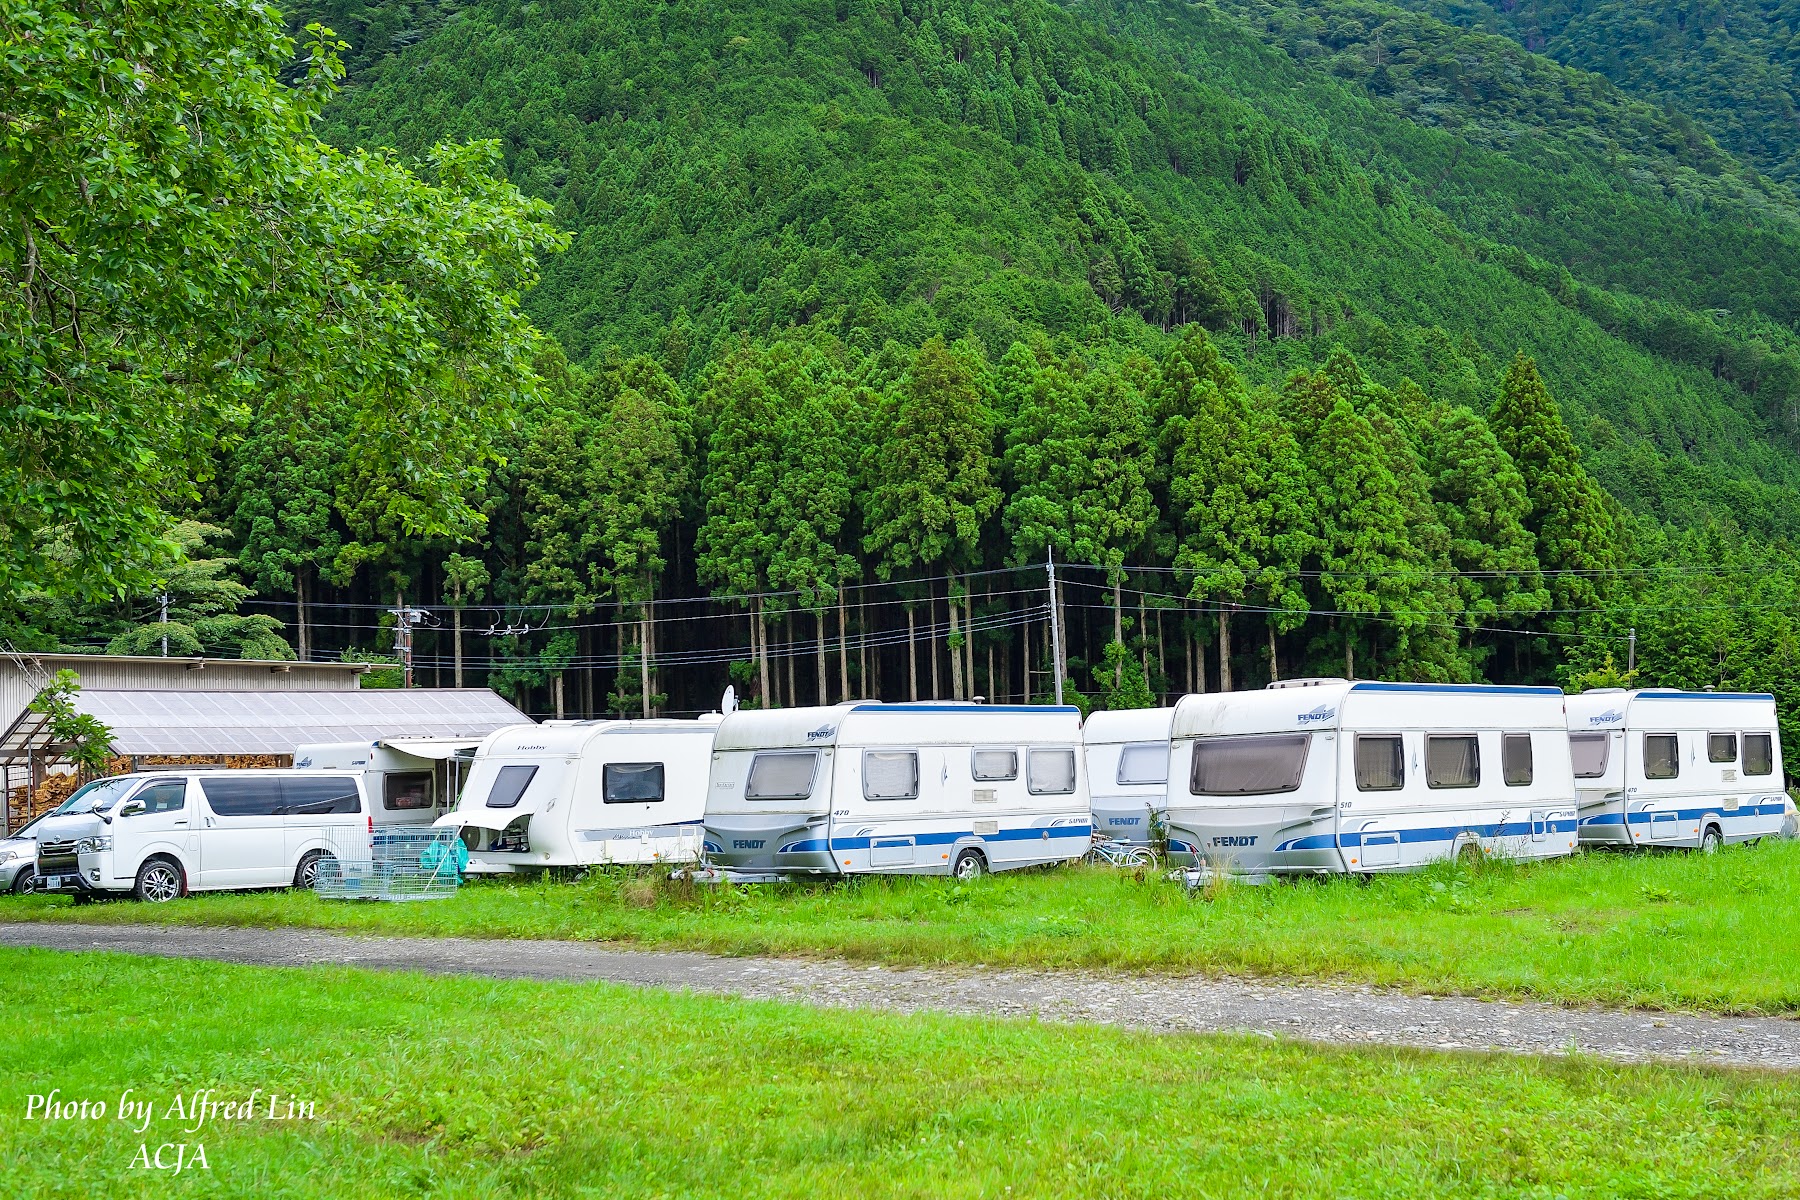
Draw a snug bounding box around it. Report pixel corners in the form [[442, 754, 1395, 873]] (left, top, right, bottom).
[[1085, 834, 1159, 871]]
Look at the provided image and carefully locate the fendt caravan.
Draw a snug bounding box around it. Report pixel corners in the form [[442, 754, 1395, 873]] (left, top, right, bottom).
[[1164, 680, 1579, 875], [702, 702, 1090, 878], [436, 719, 719, 870], [295, 738, 485, 830], [1566, 689, 1788, 851], [1082, 707, 1175, 846]]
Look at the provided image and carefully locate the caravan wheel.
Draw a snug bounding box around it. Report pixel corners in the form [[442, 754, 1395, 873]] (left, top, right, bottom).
[[1699, 826, 1724, 856], [951, 849, 987, 881]]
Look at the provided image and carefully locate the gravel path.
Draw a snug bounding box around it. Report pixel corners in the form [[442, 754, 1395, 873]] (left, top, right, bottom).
[[5, 921, 1797, 1070]]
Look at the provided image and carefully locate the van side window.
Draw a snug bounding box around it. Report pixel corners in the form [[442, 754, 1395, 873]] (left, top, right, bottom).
[[1425, 735, 1480, 789], [1501, 734, 1533, 787], [133, 781, 187, 814], [1708, 733, 1738, 763], [486, 765, 538, 809], [200, 777, 286, 816], [745, 752, 818, 800], [1191, 735, 1309, 796], [863, 751, 919, 800], [1569, 733, 1610, 778], [604, 762, 665, 804], [1745, 733, 1775, 777], [1355, 736, 1404, 792], [1643, 734, 1680, 780], [1027, 749, 1078, 795], [1116, 743, 1169, 786], [284, 777, 363, 815], [971, 749, 1018, 781], [383, 771, 435, 811]]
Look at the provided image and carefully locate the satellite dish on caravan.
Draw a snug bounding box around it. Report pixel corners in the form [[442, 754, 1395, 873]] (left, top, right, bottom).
[[721, 685, 738, 715]]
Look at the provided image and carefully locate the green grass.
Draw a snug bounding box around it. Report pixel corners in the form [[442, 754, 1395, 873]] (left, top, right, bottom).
[[4, 947, 1799, 1197], [7, 840, 1800, 1015]]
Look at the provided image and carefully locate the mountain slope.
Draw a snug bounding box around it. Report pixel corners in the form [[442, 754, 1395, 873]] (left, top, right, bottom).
[[299, 0, 1800, 534]]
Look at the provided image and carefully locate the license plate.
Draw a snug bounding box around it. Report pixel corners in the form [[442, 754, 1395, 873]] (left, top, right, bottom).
[[43, 875, 71, 889]]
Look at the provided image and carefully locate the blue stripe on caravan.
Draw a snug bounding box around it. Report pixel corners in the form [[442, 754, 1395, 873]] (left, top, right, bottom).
[[1624, 801, 1786, 824], [1349, 682, 1563, 696], [825, 825, 1091, 852], [1274, 817, 1580, 853], [1629, 691, 1775, 702], [1580, 813, 1626, 827]]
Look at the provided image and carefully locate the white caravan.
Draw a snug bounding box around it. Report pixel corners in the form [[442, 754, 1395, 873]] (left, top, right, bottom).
[[1082, 707, 1176, 846], [1165, 680, 1579, 875], [34, 769, 369, 902], [436, 719, 719, 869], [295, 738, 484, 829], [1566, 689, 1787, 851], [702, 702, 1090, 879]]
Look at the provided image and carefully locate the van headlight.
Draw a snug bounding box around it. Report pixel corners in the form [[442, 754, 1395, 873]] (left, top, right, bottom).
[[77, 835, 112, 853]]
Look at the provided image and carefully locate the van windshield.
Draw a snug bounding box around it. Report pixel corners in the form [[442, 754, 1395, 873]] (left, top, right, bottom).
[[52, 777, 135, 815]]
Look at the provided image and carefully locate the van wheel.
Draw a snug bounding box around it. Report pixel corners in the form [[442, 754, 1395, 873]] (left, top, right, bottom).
[[294, 850, 333, 890], [1699, 826, 1724, 855], [951, 849, 987, 881], [134, 858, 184, 904]]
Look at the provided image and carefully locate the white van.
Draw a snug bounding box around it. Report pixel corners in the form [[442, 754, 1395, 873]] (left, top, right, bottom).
[[1165, 680, 1579, 875], [34, 770, 369, 902], [1566, 688, 1787, 851], [295, 738, 482, 829], [1082, 707, 1176, 846], [702, 702, 1090, 879], [435, 719, 718, 870]]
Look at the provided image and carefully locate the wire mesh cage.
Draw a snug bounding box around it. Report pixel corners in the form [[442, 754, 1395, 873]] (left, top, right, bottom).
[[313, 825, 466, 901]]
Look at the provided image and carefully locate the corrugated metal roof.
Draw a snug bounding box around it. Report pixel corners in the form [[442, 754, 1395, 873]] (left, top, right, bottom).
[[0, 689, 530, 761]]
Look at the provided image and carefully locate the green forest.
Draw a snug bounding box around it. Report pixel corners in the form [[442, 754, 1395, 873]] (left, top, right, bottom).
[[8, 0, 1800, 755]]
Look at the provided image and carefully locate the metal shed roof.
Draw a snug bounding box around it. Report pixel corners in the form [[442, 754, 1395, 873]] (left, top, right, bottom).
[[0, 688, 530, 762]]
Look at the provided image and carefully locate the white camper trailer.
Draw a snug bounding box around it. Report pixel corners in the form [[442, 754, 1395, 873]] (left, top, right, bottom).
[[1164, 680, 1579, 875], [1082, 707, 1176, 847], [702, 702, 1090, 878], [1566, 689, 1787, 851], [435, 719, 719, 869], [294, 738, 483, 829]]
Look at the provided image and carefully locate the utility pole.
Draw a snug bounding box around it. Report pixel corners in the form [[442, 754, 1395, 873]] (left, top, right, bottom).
[[389, 597, 432, 689], [159, 592, 169, 657], [1047, 545, 1065, 707]]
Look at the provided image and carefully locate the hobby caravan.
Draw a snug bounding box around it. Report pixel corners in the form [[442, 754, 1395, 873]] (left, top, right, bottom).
[[702, 702, 1090, 879], [436, 719, 719, 869], [1566, 689, 1787, 851], [1082, 707, 1176, 846], [1165, 680, 1579, 875]]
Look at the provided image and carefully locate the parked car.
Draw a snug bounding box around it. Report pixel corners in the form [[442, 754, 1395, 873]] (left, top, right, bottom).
[[0, 812, 52, 894], [35, 769, 369, 903]]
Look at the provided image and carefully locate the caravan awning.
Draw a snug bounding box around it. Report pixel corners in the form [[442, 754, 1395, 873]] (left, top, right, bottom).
[[379, 737, 486, 760]]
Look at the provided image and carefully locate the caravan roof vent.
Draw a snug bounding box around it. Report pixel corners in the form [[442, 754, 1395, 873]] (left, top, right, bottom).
[[1267, 677, 1349, 690]]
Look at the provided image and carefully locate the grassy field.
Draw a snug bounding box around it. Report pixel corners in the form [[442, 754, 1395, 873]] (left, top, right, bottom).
[[6, 839, 1800, 1015], [4, 947, 1798, 1198]]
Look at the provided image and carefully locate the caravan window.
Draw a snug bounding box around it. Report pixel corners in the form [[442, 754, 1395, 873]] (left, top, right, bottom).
[[201, 777, 286, 816], [1708, 734, 1738, 763], [1117, 743, 1169, 786], [1502, 735, 1533, 787], [1028, 749, 1078, 795], [1354, 736, 1405, 792], [1570, 733, 1610, 778], [1745, 733, 1775, 777], [971, 749, 1018, 781], [1191, 735, 1309, 796], [284, 776, 363, 815], [745, 752, 818, 801], [383, 771, 434, 811], [485, 765, 539, 809], [1644, 734, 1680, 780], [863, 751, 919, 800], [1425, 736, 1480, 789], [603, 762, 665, 804]]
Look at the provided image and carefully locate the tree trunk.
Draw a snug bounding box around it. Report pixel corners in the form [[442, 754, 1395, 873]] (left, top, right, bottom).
[[639, 610, 651, 719], [784, 613, 797, 708], [964, 586, 975, 698], [1344, 626, 1355, 681], [907, 606, 919, 701], [296, 569, 311, 662], [1113, 576, 1125, 684], [815, 606, 828, 704], [948, 573, 964, 700], [450, 580, 463, 688], [859, 596, 869, 701], [1023, 613, 1033, 703], [756, 597, 770, 707], [1267, 619, 1280, 683], [1155, 605, 1166, 703], [838, 591, 850, 701], [1218, 606, 1234, 692], [554, 673, 566, 720], [929, 585, 942, 700]]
